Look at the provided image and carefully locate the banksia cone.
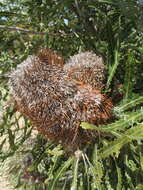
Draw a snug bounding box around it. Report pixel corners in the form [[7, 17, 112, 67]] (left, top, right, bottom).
[[9, 48, 113, 150]]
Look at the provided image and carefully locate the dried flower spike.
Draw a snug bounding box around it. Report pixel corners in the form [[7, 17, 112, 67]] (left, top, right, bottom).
[[9, 48, 113, 150]]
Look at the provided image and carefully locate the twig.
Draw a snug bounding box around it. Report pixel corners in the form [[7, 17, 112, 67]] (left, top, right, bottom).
[[0, 25, 45, 35], [0, 25, 71, 36], [74, 0, 82, 17]]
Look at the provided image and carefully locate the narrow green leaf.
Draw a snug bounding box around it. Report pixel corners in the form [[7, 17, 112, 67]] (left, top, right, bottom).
[[123, 50, 135, 102], [92, 145, 103, 189], [8, 128, 15, 150], [48, 157, 74, 190], [115, 161, 122, 190], [98, 0, 116, 4], [114, 96, 143, 113], [106, 35, 120, 89], [0, 138, 6, 151]]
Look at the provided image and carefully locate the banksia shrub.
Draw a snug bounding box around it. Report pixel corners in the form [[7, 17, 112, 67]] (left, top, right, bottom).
[[9, 48, 113, 150]]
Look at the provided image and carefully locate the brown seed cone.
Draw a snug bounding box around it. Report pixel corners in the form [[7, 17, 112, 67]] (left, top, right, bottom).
[[9, 48, 113, 150]]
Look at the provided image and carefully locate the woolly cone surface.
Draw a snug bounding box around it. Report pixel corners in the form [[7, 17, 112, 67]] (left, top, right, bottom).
[[64, 51, 106, 90], [9, 49, 113, 150]]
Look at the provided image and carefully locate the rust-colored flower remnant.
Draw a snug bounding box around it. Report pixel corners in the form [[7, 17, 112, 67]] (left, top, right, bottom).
[[9, 48, 113, 150]]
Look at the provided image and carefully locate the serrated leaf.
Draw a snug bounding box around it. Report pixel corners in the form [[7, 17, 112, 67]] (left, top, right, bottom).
[[81, 110, 143, 135], [99, 124, 143, 159]]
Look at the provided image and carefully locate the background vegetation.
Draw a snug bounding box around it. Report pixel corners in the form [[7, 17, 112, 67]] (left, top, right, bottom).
[[1, 0, 143, 189]]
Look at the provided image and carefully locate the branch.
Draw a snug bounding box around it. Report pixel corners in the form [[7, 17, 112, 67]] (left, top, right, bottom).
[[0, 25, 70, 36]]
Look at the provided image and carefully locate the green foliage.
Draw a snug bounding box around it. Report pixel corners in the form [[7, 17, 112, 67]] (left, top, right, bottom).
[[1, 0, 143, 189]]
